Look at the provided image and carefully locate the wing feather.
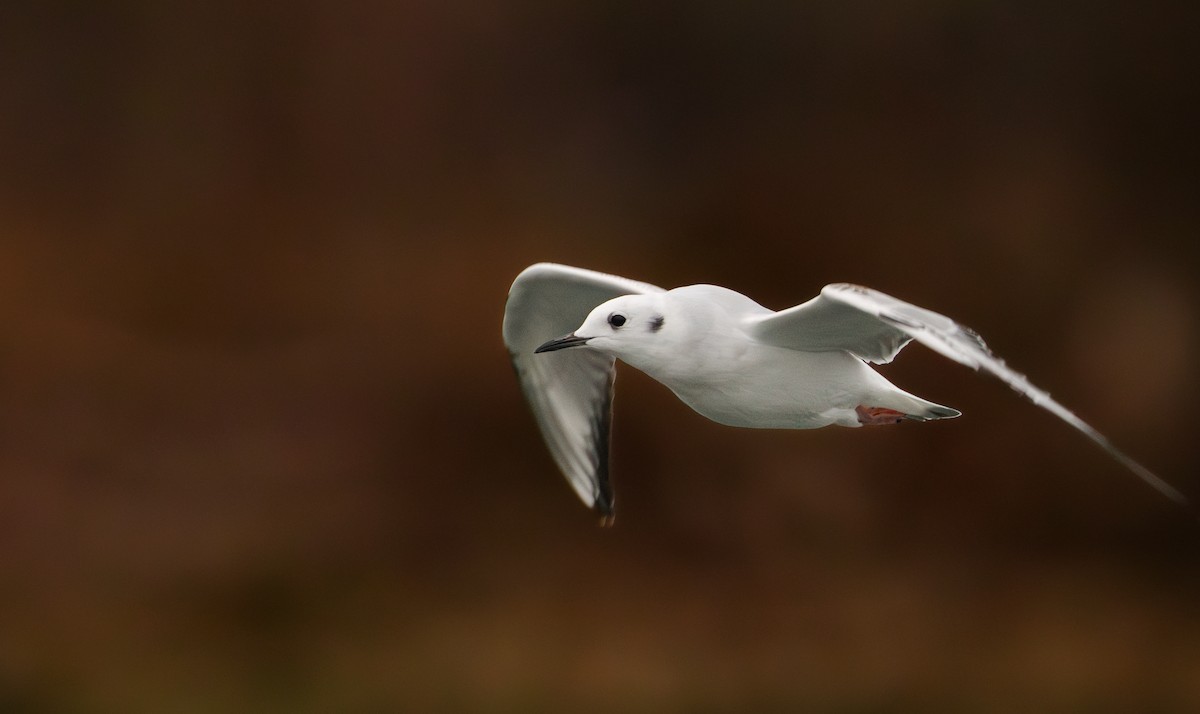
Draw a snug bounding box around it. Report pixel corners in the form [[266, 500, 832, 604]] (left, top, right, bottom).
[[747, 283, 1188, 506], [503, 263, 665, 518]]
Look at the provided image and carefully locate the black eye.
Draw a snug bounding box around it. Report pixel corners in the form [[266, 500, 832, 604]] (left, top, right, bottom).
[[608, 313, 626, 328]]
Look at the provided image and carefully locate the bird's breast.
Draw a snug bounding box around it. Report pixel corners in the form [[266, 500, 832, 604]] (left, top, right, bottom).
[[638, 345, 869, 429]]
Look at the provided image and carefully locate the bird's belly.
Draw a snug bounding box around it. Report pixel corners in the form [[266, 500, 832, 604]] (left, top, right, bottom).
[[656, 348, 878, 429]]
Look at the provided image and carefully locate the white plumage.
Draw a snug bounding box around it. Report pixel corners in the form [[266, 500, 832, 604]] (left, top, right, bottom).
[[503, 263, 1186, 521]]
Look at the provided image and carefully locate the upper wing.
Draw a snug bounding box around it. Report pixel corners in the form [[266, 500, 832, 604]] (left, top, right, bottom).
[[502, 263, 666, 520], [745, 285, 917, 364], [746, 283, 1188, 506]]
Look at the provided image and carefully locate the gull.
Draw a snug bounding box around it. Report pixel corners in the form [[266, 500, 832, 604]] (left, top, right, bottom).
[[502, 262, 1186, 523]]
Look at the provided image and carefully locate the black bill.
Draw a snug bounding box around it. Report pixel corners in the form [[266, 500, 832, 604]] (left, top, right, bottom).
[[534, 333, 591, 353]]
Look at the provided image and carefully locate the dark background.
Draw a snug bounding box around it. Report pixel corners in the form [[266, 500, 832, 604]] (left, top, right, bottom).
[[2, 2, 1199, 711]]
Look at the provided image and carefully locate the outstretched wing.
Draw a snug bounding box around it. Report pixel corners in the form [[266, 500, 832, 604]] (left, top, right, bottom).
[[746, 283, 1188, 506], [503, 263, 665, 520]]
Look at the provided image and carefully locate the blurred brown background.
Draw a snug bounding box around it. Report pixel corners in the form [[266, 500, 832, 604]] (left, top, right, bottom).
[[2, 2, 1199, 712]]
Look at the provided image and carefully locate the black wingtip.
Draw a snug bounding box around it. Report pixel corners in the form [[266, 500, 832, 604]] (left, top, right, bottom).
[[593, 486, 615, 527], [592, 369, 616, 528]]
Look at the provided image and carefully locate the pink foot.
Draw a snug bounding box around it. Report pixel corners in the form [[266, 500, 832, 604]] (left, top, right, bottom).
[[856, 405, 908, 426]]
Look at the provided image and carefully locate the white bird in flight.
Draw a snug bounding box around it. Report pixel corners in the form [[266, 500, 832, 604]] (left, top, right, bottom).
[[503, 262, 1186, 524]]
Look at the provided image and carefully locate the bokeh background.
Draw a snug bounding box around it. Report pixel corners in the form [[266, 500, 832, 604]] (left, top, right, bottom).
[[3, 2, 1199, 712]]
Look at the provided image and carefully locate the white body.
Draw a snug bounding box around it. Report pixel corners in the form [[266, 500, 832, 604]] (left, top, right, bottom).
[[607, 285, 947, 429]]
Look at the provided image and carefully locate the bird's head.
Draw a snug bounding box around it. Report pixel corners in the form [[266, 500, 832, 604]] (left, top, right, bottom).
[[534, 294, 669, 365]]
